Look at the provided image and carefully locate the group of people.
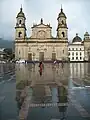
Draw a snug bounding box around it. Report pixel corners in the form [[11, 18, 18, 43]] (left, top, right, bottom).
[[53, 60, 64, 68], [38, 60, 64, 76], [38, 60, 64, 69]]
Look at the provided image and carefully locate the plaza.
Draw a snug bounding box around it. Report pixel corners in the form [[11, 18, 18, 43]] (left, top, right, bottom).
[[0, 63, 90, 120]]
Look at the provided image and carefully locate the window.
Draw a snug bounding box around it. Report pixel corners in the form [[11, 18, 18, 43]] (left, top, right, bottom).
[[62, 32, 65, 37], [80, 48, 81, 50], [72, 57, 74, 60], [80, 52, 82, 55], [76, 52, 78, 55], [80, 57, 82, 60], [62, 20, 64, 24], [72, 48, 74, 50], [76, 48, 78, 50], [69, 48, 70, 51], [19, 50, 20, 54], [18, 32, 22, 37], [72, 52, 74, 55], [76, 57, 78, 60], [19, 20, 22, 24], [68, 52, 70, 56], [63, 50, 64, 54]]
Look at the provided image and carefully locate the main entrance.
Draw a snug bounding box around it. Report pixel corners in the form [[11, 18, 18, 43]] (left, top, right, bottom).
[[52, 53, 56, 61], [39, 52, 44, 61], [28, 53, 32, 61]]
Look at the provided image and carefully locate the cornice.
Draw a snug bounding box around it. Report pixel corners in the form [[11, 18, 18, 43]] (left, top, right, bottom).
[[15, 40, 68, 43]]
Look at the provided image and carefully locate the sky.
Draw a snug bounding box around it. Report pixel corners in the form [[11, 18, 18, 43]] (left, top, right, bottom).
[[0, 0, 90, 41]]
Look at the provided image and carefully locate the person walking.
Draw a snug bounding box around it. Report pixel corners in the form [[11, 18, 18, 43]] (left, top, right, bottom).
[[39, 61, 43, 76], [61, 61, 64, 68], [39, 61, 43, 70]]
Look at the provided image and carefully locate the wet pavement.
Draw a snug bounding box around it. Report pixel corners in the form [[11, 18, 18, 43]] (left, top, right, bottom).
[[0, 63, 90, 120], [0, 63, 17, 120]]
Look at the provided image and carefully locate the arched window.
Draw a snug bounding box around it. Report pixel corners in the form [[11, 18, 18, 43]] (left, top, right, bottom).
[[80, 52, 82, 56], [62, 20, 64, 24], [18, 32, 22, 37], [63, 50, 64, 54], [68, 52, 70, 56], [76, 52, 78, 55], [72, 52, 74, 55], [19, 50, 20, 54], [19, 20, 22, 24], [62, 32, 65, 37]]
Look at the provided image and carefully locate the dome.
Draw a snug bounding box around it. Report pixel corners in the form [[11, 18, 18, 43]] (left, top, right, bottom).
[[57, 7, 66, 19], [84, 32, 89, 36], [16, 7, 25, 18], [72, 33, 82, 43]]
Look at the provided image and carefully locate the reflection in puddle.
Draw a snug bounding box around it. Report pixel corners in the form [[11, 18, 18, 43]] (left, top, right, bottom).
[[16, 63, 90, 120]]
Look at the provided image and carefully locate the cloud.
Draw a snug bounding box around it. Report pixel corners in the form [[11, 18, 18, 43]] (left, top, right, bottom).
[[0, 0, 24, 39], [0, 0, 90, 41]]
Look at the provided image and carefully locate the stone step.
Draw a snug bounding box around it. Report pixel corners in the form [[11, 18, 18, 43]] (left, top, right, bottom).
[[29, 102, 68, 107]]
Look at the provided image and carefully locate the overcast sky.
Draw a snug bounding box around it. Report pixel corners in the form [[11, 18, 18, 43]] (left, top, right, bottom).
[[0, 0, 90, 41]]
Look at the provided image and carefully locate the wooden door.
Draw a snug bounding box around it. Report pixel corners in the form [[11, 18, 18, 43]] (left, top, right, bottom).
[[28, 53, 32, 61], [52, 53, 56, 61], [39, 52, 44, 61]]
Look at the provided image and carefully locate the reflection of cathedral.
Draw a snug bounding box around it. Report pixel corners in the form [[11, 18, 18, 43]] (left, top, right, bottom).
[[15, 6, 68, 61]]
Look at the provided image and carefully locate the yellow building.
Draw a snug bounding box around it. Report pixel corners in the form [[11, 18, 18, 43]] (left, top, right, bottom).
[[15, 6, 69, 62]]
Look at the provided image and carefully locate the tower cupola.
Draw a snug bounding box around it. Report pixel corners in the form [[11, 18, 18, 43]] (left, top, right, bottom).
[[15, 5, 27, 40], [57, 5, 67, 20], [16, 5, 26, 19], [84, 32, 90, 40], [57, 5, 68, 39]]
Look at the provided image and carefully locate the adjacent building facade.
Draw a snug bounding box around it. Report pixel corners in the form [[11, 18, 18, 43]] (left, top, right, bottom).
[[68, 32, 90, 62], [68, 34, 84, 62], [15, 7, 90, 62], [83, 32, 90, 61]]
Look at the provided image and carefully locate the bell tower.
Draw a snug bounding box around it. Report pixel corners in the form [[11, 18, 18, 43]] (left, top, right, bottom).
[[15, 5, 27, 40], [57, 5, 68, 40]]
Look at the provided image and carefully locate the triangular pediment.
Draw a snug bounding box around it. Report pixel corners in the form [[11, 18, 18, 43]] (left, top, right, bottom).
[[32, 23, 52, 28]]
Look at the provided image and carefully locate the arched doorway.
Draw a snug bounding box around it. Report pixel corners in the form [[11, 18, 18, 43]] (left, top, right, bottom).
[[52, 53, 56, 61], [39, 52, 44, 61], [28, 53, 32, 61]]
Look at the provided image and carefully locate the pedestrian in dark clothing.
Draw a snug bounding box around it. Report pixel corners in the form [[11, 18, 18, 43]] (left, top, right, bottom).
[[61, 61, 64, 68]]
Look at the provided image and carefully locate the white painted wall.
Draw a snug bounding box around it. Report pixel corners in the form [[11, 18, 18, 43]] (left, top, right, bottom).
[[68, 42, 84, 61]]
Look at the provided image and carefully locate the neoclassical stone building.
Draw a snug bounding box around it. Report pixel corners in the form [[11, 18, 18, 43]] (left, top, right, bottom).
[[68, 33, 84, 62], [68, 32, 90, 62], [15, 6, 68, 61]]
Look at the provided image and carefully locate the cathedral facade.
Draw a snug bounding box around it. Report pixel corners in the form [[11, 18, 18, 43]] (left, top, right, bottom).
[[15, 7, 90, 62], [15, 7, 68, 62]]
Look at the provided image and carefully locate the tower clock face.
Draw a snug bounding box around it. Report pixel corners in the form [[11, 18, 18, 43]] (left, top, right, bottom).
[[37, 30, 45, 39]]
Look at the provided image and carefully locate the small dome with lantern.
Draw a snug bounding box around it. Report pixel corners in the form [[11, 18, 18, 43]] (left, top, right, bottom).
[[16, 6, 26, 19], [72, 33, 82, 43], [84, 31, 89, 36], [57, 5, 67, 20], [84, 31, 90, 40]]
